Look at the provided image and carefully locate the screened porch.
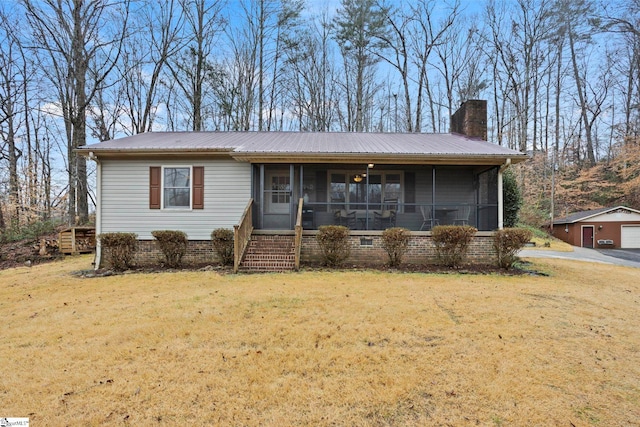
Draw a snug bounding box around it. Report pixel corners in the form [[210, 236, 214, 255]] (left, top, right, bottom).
[[251, 164, 500, 232]]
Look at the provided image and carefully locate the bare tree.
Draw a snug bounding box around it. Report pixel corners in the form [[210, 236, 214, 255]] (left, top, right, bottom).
[[167, 0, 225, 131], [283, 13, 337, 131], [23, 0, 130, 224], [484, 0, 553, 152], [602, 0, 640, 139], [118, 0, 185, 134], [0, 10, 23, 228]]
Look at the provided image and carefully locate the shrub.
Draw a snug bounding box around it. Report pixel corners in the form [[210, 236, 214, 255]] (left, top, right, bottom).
[[211, 228, 234, 266], [381, 227, 411, 267], [316, 225, 350, 267], [0, 219, 64, 244], [99, 232, 137, 271], [151, 230, 188, 268], [493, 227, 533, 269], [503, 169, 523, 228], [431, 225, 477, 268]]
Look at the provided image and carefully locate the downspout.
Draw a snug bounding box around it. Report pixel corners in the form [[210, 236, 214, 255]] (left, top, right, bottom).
[[89, 151, 102, 269], [498, 158, 511, 230]]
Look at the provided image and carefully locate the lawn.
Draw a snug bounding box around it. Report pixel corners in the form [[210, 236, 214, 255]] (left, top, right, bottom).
[[1, 255, 639, 426]]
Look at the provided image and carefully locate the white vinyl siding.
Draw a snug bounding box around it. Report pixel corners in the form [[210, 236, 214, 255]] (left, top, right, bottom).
[[100, 159, 251, 240]]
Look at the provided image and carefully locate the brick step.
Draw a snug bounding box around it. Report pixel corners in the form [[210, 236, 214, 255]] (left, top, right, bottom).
[[246, 247, 294, 254], [239, 234, 297, 272], [239, 261, 296, 272], [244, 254, 295, 260]]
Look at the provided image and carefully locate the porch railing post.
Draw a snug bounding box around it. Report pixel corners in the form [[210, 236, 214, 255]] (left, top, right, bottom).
[[294, 198, 304, 271], [233, 198, 254, 273]]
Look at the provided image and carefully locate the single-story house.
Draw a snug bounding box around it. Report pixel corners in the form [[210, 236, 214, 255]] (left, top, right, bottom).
[[78, 100, 527, 271], [551, 206, 640, 249]]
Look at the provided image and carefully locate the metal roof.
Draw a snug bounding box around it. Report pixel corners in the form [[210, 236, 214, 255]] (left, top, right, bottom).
[[78, 131, 527, 164]]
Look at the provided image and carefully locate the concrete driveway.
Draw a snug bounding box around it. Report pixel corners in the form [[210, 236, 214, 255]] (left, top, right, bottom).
[[520, 247, 640, 268]]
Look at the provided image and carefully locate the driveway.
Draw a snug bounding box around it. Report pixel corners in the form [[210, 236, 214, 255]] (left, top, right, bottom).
[[520, 246, 640, 268]]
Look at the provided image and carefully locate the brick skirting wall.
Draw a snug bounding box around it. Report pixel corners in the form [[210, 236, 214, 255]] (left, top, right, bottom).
[[301, 231, 497, 266], [131, 240, 219, 267], [104, 232, 497, 268]]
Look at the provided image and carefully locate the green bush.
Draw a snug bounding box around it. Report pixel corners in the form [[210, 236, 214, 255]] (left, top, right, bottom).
[[503, 169, 523, 228], [431, 225, 477, 268], [151, 230, 188, 268], [0, 219, 63, 244], [316, 225, 351, 267], [99, 232, 137, 271], [211, 228, 234, 266], [493, 228, 533, 269], [381, 227, 411, 267]]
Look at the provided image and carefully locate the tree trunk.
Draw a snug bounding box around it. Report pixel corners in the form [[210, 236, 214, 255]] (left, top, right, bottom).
[[568, 23, 596, 166]]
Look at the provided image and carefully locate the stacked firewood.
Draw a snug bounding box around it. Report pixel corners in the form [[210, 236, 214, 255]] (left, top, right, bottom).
[[75, 237, 95, 252], [34, 238, 59, 256]]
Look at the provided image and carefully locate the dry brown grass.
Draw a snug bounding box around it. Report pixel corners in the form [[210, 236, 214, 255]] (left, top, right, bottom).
[[525, 236, 574, 252], [1, 255, 639, 426]]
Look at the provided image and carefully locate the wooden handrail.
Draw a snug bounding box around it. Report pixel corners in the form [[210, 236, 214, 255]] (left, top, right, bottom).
[[233, 198, 254, 273], [294, 198, 304, 271]]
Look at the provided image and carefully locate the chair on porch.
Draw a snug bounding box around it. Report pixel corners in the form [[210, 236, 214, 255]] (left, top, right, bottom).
[[334, 209, 357, 228], [453, 205, 471, 225], [419, 206, 439, 231], [382, 198, 398, 211], [373, 210, 396, 229]]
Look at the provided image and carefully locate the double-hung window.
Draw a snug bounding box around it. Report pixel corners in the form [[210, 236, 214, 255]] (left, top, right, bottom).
[[149, 166, 204, 210], [163, 167, 191, 209]]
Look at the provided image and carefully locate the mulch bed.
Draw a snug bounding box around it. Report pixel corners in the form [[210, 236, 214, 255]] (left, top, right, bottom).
[[71, 260, 545, 278], [1, 237, 543, 277]]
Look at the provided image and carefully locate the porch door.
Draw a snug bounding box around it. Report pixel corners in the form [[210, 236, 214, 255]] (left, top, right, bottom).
[[582, 226, 594, 248], [265, 169, 291, 214]]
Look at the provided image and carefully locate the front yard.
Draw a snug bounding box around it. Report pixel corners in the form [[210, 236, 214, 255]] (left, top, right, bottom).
[[1, 255, 639, 425]]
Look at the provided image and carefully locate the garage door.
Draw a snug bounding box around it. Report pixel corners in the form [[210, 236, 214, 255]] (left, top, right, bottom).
[[621, 225, 640, 248]]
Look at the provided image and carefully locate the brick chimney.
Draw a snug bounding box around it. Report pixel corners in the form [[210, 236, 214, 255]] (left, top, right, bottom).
[[450, 100, 487, 141]]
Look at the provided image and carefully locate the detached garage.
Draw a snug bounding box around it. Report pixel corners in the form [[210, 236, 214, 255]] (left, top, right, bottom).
[[551, 206, 640, 249]]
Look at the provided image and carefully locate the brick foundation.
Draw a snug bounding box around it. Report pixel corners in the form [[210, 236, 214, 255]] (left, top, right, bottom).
[[102, 232, 498, 269], [301, 231, 497, 266], [131, 240, 219, 267]]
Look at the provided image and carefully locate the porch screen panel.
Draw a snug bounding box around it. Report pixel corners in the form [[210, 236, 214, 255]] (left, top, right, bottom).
[[349, 176, 366, 210], [385, 174, 401, 207], [434, 167, 474, 204], [477, 167, 498, 230], [367, 174, 382, 209], [404, 172, 415, 213], [330, 173, 346, 209], [315, 170, 327, 211]]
